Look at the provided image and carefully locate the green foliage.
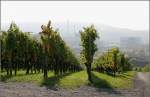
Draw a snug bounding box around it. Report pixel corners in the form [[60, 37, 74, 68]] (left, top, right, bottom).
[[92, 47, 132, 75], [80, 25, 99, 64], [141, 65, 150, 72], [1, 21, 82, 79], [133, 67, 142, 72], [80, 25, 99, 82], [40, 21, 82, 78], [0, 20, 136, 89]]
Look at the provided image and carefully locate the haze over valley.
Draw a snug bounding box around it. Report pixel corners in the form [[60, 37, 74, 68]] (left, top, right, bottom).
[[2, 22, 149, 67]]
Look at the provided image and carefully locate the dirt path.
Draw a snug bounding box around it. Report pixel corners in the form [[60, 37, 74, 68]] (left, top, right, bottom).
[[134, 72, 150, 97], [0, 72, 150, 97]]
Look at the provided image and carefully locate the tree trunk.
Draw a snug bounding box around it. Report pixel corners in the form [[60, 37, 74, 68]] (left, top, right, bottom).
[[7, 69, 9, 75], [44, 68, 48, 79], [34, 68, 36, 73], [9, 54, 13, 76], [31, 68, 33, 74], [26, 66, 30, 74], [15, 68, 17, 75], [85, 63, 92, 83], [9, 67, 12, 76], [9, 62, 12, 76], [113, 71, 116, 77], [44, 55, 48, 79]]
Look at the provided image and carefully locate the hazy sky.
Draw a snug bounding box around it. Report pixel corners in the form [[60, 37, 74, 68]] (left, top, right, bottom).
[[1, 1, 149, 30]]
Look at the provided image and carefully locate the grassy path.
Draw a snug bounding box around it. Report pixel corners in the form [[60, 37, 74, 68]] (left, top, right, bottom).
[[1, 70, 135, 89], [1, 71, 145, 97]]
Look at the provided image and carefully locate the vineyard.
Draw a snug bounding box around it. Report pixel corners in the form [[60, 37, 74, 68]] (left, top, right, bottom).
[[92, 47, 132, 76], [1, 20, 133, 88]]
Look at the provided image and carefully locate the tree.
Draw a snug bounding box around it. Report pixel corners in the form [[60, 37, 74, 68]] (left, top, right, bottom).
[[0, 31, 8, 73], [92, 47, 132, 75], [5, 22, 20, 76], [1, 20, 82, 79], [40, 20, 59, 79], [112, 47, 119, 76], [119, 53, 125, 72], [80, 25, 99, 82]]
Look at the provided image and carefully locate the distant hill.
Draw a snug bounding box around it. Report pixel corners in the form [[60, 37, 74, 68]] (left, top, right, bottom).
[[1, 22, 149, 66], [2, 22, 149, 49], [2, 22, 148, 42]]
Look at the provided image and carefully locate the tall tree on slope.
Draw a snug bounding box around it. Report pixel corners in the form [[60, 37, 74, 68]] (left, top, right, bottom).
[[80, 25, 99, 82]]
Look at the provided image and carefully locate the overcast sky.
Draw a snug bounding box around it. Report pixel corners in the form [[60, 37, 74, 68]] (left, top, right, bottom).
[[1, 1, 149, 30]]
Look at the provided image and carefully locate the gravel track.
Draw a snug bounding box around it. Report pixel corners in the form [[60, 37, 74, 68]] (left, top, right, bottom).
[[0, 72, 150, 97], [133, 72, 150, 97]]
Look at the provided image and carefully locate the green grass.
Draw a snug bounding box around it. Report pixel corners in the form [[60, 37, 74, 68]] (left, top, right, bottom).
[[91, 71, 136, 89], [1, 70, 136, 89], [1, 70, 54, 84], [58, 71, 88, 89], [40, 71, 89, 89]]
